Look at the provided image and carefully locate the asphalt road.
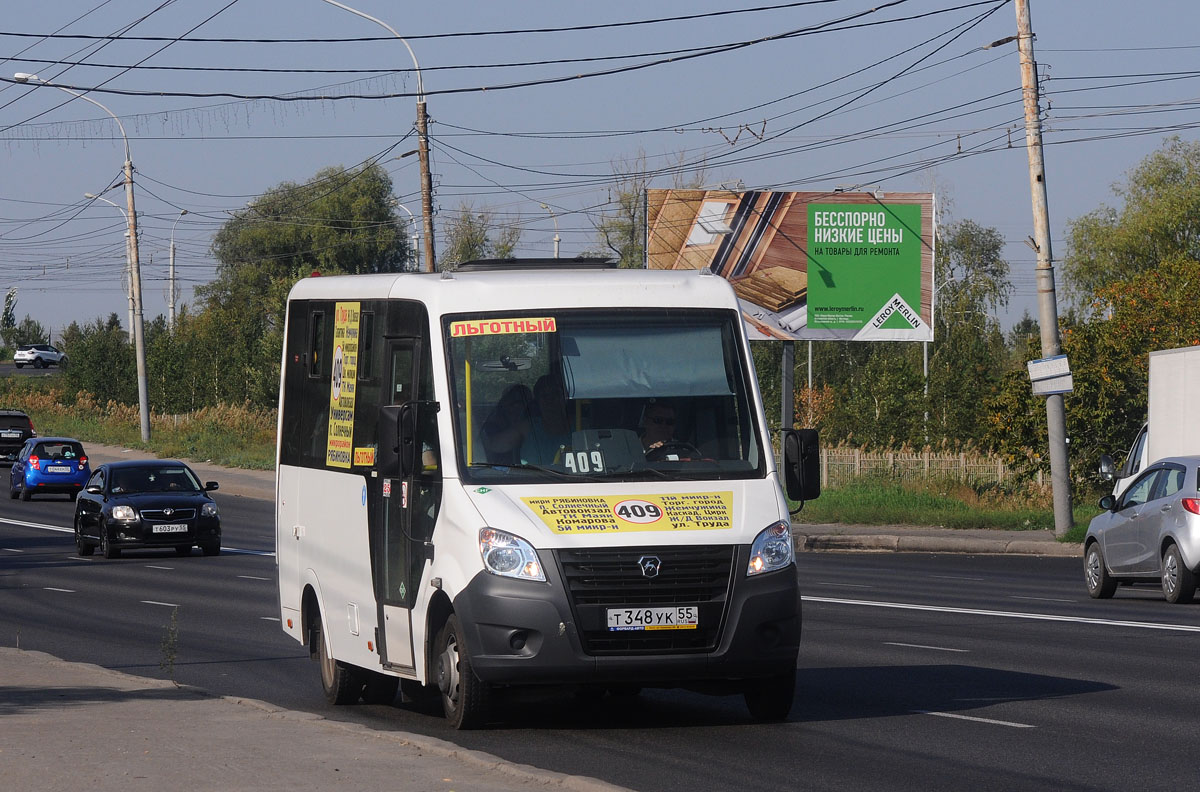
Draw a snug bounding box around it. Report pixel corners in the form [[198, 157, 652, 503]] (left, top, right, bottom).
[[3, 486, 1200, 792]]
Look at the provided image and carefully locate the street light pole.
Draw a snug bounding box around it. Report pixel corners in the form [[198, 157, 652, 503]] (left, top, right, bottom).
[[540, 203, 561, 258], [83, 192, 134, 337], [319, 1, 436, 272], [393, 201, 420, 271], [19, 72, 151, 443], [169, 209, 188, 331]]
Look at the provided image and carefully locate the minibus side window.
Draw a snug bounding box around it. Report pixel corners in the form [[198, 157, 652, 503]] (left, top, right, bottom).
[[307, 311, 325, 378]]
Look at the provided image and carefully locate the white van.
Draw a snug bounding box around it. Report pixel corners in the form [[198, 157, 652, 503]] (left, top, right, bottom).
[[275, 260, 820, 728]]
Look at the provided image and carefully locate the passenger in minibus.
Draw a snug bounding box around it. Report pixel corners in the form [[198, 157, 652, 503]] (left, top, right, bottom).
[[481, 383, 533, 465], [520, 374, 572, 464]]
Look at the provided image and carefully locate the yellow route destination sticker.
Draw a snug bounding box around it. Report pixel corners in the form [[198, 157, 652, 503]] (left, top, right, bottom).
[[521, 492, 733, 534]]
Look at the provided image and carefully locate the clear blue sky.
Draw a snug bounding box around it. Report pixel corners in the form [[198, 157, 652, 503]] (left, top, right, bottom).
[[1, 0, 1196, 337]]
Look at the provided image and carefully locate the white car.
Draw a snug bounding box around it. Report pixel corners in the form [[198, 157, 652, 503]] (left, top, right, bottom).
[[13, 344, 67, 369]]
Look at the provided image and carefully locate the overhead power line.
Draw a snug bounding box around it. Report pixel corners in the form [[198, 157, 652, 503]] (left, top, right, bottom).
[[0, 2, 882, 43]]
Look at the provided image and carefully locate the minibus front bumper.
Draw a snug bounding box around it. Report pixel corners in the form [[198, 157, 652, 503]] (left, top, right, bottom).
[[452, 544, 800, 686]]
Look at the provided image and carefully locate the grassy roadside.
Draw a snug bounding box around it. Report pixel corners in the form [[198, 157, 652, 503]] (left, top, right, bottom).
[[792, 476, 1098, 542], [2, 376, 275, 470]]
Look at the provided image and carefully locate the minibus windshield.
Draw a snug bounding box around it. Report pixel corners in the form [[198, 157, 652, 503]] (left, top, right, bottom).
[[444, 309, 764, 483]]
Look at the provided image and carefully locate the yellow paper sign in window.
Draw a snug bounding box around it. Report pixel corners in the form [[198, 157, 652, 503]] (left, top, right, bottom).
[[521, 492, 732, 534], [326, 302, 360, 469]]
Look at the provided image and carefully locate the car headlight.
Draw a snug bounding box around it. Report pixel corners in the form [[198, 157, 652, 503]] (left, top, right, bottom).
[[202, 502, 219, 518], [111, 505, 137, 521], [479, 528, 545, 581], [747, 520, 794, 576]]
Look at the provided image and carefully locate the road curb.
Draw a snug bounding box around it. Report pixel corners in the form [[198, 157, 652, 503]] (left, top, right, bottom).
[[795, 532, 1083, 557]]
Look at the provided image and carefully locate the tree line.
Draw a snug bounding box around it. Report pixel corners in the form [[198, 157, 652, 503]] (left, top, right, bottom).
[[14, 138, 1199, 492]]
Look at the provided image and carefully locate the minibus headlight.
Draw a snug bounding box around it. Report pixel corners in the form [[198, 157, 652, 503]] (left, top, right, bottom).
[[479, 528, 545, 582], [747, 520, 794, 576]]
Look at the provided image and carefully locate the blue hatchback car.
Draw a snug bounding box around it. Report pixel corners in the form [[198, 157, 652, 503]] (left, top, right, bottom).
[[9, 437, 90, 501]]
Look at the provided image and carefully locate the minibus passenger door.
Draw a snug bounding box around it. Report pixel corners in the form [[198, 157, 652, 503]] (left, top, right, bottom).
[[374, 340, 440, 672]]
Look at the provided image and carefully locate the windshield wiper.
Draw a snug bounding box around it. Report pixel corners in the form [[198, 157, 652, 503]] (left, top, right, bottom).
[[467, 462, 588, 481]]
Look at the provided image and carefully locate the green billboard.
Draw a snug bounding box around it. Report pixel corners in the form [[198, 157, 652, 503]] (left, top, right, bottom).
[[806, 203, 929, 340]]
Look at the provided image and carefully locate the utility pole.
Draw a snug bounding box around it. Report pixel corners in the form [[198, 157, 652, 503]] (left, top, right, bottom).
[[1016, 0, 1073, 537], [416, 100, 437, 272]]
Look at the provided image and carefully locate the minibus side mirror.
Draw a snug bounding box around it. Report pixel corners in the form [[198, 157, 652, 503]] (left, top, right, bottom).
[[398, 402, 419, 478], [782, 428, 820, 503], [1098, 453, 1116, 481]]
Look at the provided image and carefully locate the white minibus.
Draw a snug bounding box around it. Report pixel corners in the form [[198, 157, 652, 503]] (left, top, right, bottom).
[[275, 260, 819, 728]]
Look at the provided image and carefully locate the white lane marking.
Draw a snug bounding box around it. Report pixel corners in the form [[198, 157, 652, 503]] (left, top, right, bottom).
[[146, 565, 174, 570], [260, 616, 281, 622], [930, 575, 985, 582], [4, 548, 24, 553], [884, 642, 969, 653], [223, 547, 275, 557], [816, 582, 875, 588], [44, 587, 75, 593], [915, 710, 1035, 729], [806, 596, 1200, 633], [1, 519, 275, 558], [141, 600, 179, 608], [238, 575, 270, 581], [1010, 595, 1073, 603], [0, 517, 71, 534]]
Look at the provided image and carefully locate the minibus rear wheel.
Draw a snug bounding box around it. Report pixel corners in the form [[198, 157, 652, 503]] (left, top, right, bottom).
[[436, 614, 490, 729]]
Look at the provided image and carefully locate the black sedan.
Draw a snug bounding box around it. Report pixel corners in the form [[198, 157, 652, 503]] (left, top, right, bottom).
[[74, 460, 221, 559]]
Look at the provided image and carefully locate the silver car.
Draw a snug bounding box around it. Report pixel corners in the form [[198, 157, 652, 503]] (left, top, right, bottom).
[[1085, 455, 1200, 603]]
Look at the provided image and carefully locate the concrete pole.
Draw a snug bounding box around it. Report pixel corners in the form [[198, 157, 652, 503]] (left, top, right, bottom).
[[169, 209, 187, 331], [124, 158, 151, 443], [1016, 0, 1072, 536]]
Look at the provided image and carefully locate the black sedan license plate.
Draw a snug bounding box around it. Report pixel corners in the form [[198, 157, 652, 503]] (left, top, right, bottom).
[[151, 524, 188, 533], [606, 606, 698, 631]]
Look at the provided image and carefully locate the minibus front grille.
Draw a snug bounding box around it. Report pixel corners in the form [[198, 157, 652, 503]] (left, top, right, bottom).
[[555, 545, 735, 655]]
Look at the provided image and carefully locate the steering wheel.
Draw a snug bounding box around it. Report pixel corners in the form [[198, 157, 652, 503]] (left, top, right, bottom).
[[645, 440, 703, 462]]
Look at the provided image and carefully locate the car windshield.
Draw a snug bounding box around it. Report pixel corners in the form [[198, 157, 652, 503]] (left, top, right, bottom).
[[110, 467, 201, 494], [444, 308, 764, 484]]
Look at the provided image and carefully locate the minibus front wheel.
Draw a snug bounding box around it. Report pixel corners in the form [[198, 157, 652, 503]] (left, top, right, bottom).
[[743, 669, 796, 722], [314, 610, 363, 705], [436, 614, 491, 729]]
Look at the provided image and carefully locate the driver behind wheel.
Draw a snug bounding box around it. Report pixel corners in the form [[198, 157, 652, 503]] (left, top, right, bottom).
[[640, 400, 677, 453]]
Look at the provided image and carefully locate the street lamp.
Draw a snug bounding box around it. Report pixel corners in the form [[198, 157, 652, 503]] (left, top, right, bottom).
[[169, 209, 188, 331], [392, 201, 420, 271], [319, 1, 436, 272], [540, 203, 561, 259], [83, 192, 135, 338], [19, 72, 151, 443]]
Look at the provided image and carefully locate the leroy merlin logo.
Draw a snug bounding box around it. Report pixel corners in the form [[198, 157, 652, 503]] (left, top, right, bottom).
[[854, 294, 930, 340]]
